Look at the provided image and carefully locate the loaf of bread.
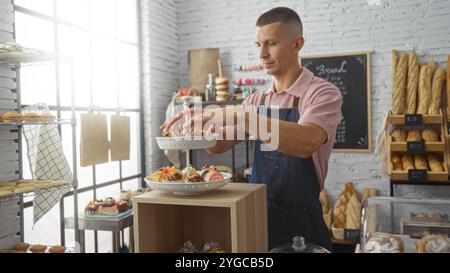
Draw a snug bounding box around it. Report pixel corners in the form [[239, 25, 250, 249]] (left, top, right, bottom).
[[319, 190, 329, 214], [402, 154, 415, 171], [422, 128, 439, 142], [417, 65, 433, 114], [429, 68, 447, 115], [392, 53, 408, 114], [406, 52, 419, 114], [346, 194, 361, 229], [427, 153, 444, 172], [392, 152, 403, 171], [362, 187, 378, 202], [333, 182, 357, 229], [407, 129, 422, 142], [392, 50, 398, 85], [414, 154, 428, 170], [391, 128, 407, 142]]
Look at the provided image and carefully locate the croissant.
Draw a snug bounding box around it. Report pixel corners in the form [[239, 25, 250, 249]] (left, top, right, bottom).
[[346, 194, 361, 229], [407, 129, 422, 142], [422, 128, 439, 142], [391, 128, 406, 142], [414, 154, 428, 170]]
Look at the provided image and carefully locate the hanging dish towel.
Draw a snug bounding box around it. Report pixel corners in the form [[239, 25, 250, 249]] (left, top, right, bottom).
[[22, 103, 72, 225]]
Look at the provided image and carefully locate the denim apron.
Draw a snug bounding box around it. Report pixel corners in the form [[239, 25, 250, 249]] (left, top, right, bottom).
[[250, 93, 332, 251]]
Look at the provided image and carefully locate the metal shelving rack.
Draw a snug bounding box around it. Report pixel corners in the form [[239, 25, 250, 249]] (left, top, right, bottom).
[[0, 41, 79, 246]]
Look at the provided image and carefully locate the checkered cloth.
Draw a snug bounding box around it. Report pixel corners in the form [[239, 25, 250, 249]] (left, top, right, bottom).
[[22, 104, 72, 225]]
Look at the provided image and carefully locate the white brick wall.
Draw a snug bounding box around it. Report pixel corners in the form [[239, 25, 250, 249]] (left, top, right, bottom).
[[141, 0, 179, 173], [144, 0, 450, 202]]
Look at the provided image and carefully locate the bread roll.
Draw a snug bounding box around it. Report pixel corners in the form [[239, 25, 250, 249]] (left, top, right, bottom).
[[427, 153, 444, 172], [414, 154, 428, 170], [392, 53, 408, 114], [417, 65, 433, 114], [402, 154, 415, 171], [422, 128, 439, 142], [406, 129, 422, 142], [428, 68, 447, 115], [346, 194, 361, 229], [391, 128, 406, 142], [392, 152, 402, 164], [406, 52, 419, 114]]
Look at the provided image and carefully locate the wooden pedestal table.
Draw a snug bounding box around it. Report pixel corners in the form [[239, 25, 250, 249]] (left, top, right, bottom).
[[133, 183, 267, 253]]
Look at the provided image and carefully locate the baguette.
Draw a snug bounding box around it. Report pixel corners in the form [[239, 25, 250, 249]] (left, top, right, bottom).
[[392, 53, 408, 114], [428, 68, 447, 115], [406, 52, 419, 114], [417, 65, 433, 114]]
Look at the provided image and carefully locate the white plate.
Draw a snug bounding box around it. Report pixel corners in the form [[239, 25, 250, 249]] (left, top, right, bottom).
[[144, 172, 231, 195], [156, 136, 217, 150]]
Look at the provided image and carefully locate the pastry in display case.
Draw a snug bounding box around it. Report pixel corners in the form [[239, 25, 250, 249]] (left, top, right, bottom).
[[360, 196, 450, 253]]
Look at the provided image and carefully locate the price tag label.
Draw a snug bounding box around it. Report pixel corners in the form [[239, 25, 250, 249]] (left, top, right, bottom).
[[343, 229, 360, 242], [408, 169, 427, 182], [405, 114, 423, 125], [407, 141, 425, 154]]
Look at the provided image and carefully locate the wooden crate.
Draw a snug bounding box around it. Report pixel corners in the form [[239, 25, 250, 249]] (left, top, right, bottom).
[[132, 183, 267, 253], [388, 151, 449, 181], [387, 110, 443, 125], [389, 132, 446, 152]]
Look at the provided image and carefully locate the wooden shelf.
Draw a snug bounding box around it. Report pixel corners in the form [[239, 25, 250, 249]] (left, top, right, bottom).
[[388, 111, 443, 125], [331, 238, 357, 246]]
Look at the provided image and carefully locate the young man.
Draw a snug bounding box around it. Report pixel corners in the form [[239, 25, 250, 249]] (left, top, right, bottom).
[[162, 7, 342, 251]]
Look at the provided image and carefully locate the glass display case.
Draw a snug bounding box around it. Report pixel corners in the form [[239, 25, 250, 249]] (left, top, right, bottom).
[[360, 197, 450, 253]]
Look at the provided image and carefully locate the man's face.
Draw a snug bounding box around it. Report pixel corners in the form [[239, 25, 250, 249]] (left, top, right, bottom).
[[255, 22, 303, 76]]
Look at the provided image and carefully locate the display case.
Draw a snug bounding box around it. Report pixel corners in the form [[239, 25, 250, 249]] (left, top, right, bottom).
[[360, 197, 450, 253]]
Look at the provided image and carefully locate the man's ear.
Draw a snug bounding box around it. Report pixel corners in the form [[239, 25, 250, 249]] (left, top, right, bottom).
[[293, 36, 304, 53]]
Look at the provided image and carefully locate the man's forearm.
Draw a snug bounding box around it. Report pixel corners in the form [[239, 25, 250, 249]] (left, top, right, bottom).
[[236, 111, 325, 158]]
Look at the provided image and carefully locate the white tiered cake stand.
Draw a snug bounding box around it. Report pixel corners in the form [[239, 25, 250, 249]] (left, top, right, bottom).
[[146, 96, 231, 195]]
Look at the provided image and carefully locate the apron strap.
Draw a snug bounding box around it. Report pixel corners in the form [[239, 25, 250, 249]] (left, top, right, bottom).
[[293, 97, 300, 108], [258, 93, 268, 107]]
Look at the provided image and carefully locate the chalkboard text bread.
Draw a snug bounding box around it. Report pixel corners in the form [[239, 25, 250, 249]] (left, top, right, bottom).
[[392, 53, 408, 114], [406, 52, 419, 114], [428, 68, 447, 115]]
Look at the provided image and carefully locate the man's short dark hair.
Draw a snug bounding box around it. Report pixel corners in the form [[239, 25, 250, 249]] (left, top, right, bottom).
[[256, 7, 303, 36]]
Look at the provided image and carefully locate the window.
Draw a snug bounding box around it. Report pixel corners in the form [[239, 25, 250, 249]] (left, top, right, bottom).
[[14, 0, 142, 252]]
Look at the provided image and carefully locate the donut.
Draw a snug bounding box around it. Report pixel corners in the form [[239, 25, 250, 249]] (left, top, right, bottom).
[[14, 242, 31, 252], [215, 84, 229, 91], [215, 77, 229, 85], [30, 244, 47, 253], [49, 245, 67, 253]]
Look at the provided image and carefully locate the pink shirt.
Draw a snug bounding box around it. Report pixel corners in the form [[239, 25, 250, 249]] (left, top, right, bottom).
[[241, 67, 342, 188]]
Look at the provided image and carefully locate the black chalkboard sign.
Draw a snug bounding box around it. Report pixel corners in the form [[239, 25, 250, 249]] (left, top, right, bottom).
[[302, 52, 371, 152]]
